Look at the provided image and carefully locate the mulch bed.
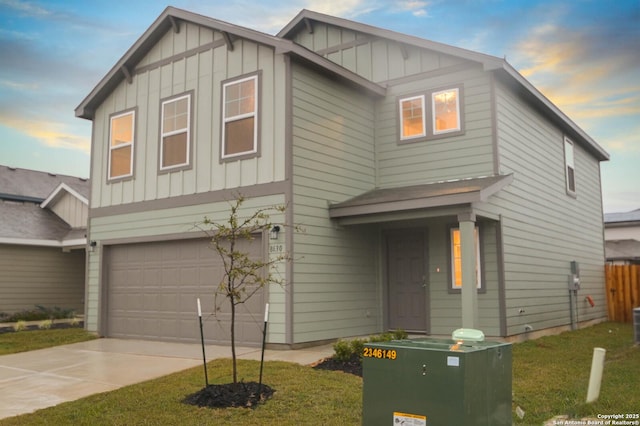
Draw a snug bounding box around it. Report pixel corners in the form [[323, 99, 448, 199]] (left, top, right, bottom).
[[183, 382, 274, 409], [182, 354, 361, 409], [312, 353, 362, 377]]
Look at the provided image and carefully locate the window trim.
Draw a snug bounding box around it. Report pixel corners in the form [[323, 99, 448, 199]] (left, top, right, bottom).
[[159, 91, 193, 173], [448, 224, 485, 294], [220, 72, 261, 162], [399, 94, 427, 141], [397, 84, 464, 145], [564, 136, 577, 197], [107, 108, 136, 182], [432, 87, 461, 135]]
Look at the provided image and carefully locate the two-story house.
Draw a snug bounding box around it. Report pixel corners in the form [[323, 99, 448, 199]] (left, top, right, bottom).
[[76, 7, 609, 347]]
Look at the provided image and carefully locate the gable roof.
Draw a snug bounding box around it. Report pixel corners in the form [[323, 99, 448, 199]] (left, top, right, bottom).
[[75, 6, 385, 120], [0, 165, 89, 247], [279, 10, 609, 162], [278, 10, 505, 71], [0, 165, 89, 203], [76, 7, 608, 162], [40, 183, 89, 209]]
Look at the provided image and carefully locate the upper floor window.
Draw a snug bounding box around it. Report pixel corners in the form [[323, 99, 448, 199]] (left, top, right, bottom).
[[398, 85, 463, 143], [564, 137, 576, 195], [108, 110, 135, 180], [222, 74, 259, 160], [450, 226, 482, 291], [400, 95, 426, 140], [433, 88, 460, 134], [160, 93, 191, 171]]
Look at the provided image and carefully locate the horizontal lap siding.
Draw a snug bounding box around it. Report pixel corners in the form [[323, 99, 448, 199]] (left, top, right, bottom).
[[377, 67, 495, 187], [0, 245, 85, 315], [291, 63, 379, 342], [91, 22, 285, 209], [427, 219, 501, 336], [489, 80, 606, 335]]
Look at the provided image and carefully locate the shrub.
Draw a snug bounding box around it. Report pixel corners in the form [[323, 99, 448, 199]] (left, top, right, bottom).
[[13, 320, 27, 332], [39, 319, 53, 329], [332, 330, 408, 361], [1, 306, 75, 323]]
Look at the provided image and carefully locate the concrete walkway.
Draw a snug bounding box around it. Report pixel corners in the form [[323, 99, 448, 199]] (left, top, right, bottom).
[[0, 338, 334, 420]]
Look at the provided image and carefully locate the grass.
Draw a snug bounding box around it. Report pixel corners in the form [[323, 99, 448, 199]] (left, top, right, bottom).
[[512, 322, 639, 424], [0, 359, 362, 426], [0, 328, 97, 355], [0, 322, 637, 425]]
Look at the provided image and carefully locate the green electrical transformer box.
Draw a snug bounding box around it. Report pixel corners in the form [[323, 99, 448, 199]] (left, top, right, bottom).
[[362, 338, 512, 426]]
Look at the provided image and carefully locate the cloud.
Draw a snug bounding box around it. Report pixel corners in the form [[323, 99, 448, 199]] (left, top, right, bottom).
[[0, 115, 90, 154], [397, 1, 430, 17], [0, 0, 51, 18], [509, 11, 640, 143]]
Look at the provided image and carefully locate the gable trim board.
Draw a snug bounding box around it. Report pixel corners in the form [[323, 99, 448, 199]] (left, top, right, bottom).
[[79, 8, 608, 346], [40, 183, 89, 208]]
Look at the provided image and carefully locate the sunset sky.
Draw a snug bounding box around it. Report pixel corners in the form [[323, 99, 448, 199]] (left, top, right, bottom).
[[0, 0, 638, 213]]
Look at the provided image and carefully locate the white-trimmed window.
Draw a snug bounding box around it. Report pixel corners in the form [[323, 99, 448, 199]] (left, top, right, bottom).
[[222, 74, 258, 159], [398, 85, 463, 143], [108, 110, 135, 180], [400, 95, 426, 140], [432, 88, 460, 134], [564, 137, 576, 195], [450, 227, 482, 290], [160, 93, 191, 170]]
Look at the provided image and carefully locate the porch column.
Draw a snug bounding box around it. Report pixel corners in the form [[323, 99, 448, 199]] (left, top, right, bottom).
[[458, 212, 478, 329]]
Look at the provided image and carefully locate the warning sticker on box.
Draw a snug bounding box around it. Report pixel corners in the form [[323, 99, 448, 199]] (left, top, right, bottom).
[[393, 412, 426, 426], [447, 356, 460, 367]]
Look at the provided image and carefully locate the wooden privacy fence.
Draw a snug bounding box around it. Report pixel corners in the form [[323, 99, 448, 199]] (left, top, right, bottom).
[[605, 264, 640, 323]]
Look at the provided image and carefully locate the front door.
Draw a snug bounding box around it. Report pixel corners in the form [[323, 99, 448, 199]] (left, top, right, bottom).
[[387, 231, 428, 332]]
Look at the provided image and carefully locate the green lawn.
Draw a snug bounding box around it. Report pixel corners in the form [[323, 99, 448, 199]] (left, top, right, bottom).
[[0, 327, 97, 355], [0, 322, 637, 425], [512, 322, 639, 424]]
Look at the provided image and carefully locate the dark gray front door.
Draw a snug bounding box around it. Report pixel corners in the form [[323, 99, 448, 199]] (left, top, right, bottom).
[[387, 231, 427, 331]]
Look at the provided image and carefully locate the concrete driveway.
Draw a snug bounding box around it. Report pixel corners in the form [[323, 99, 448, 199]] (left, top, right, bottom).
[[0, 338, 334, 420]]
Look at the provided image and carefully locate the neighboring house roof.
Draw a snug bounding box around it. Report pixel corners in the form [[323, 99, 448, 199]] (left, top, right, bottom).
[[0, 165, 89, 202], [0, 165, 89, 248], [604, 208, 640, 226], [330, 174, 513, 219]]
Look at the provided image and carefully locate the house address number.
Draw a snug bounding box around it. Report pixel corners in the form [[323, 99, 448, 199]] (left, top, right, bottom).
[[269, 244, 284, 254]]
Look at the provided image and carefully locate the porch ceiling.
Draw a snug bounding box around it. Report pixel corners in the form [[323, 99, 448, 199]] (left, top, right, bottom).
[[329, 174, 513, 219]]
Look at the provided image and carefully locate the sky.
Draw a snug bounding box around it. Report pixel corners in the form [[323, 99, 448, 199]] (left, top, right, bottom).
[[0, 0, 638, 213]]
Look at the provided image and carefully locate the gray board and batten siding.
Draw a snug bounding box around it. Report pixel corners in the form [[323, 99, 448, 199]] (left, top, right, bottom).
[[88, 20, 287, 210]]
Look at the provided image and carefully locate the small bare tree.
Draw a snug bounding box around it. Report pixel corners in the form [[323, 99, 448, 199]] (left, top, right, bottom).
[[200, 195, 289, 384]]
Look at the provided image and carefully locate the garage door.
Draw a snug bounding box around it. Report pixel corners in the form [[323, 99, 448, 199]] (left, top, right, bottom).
[[105, 237, 265, 346]]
